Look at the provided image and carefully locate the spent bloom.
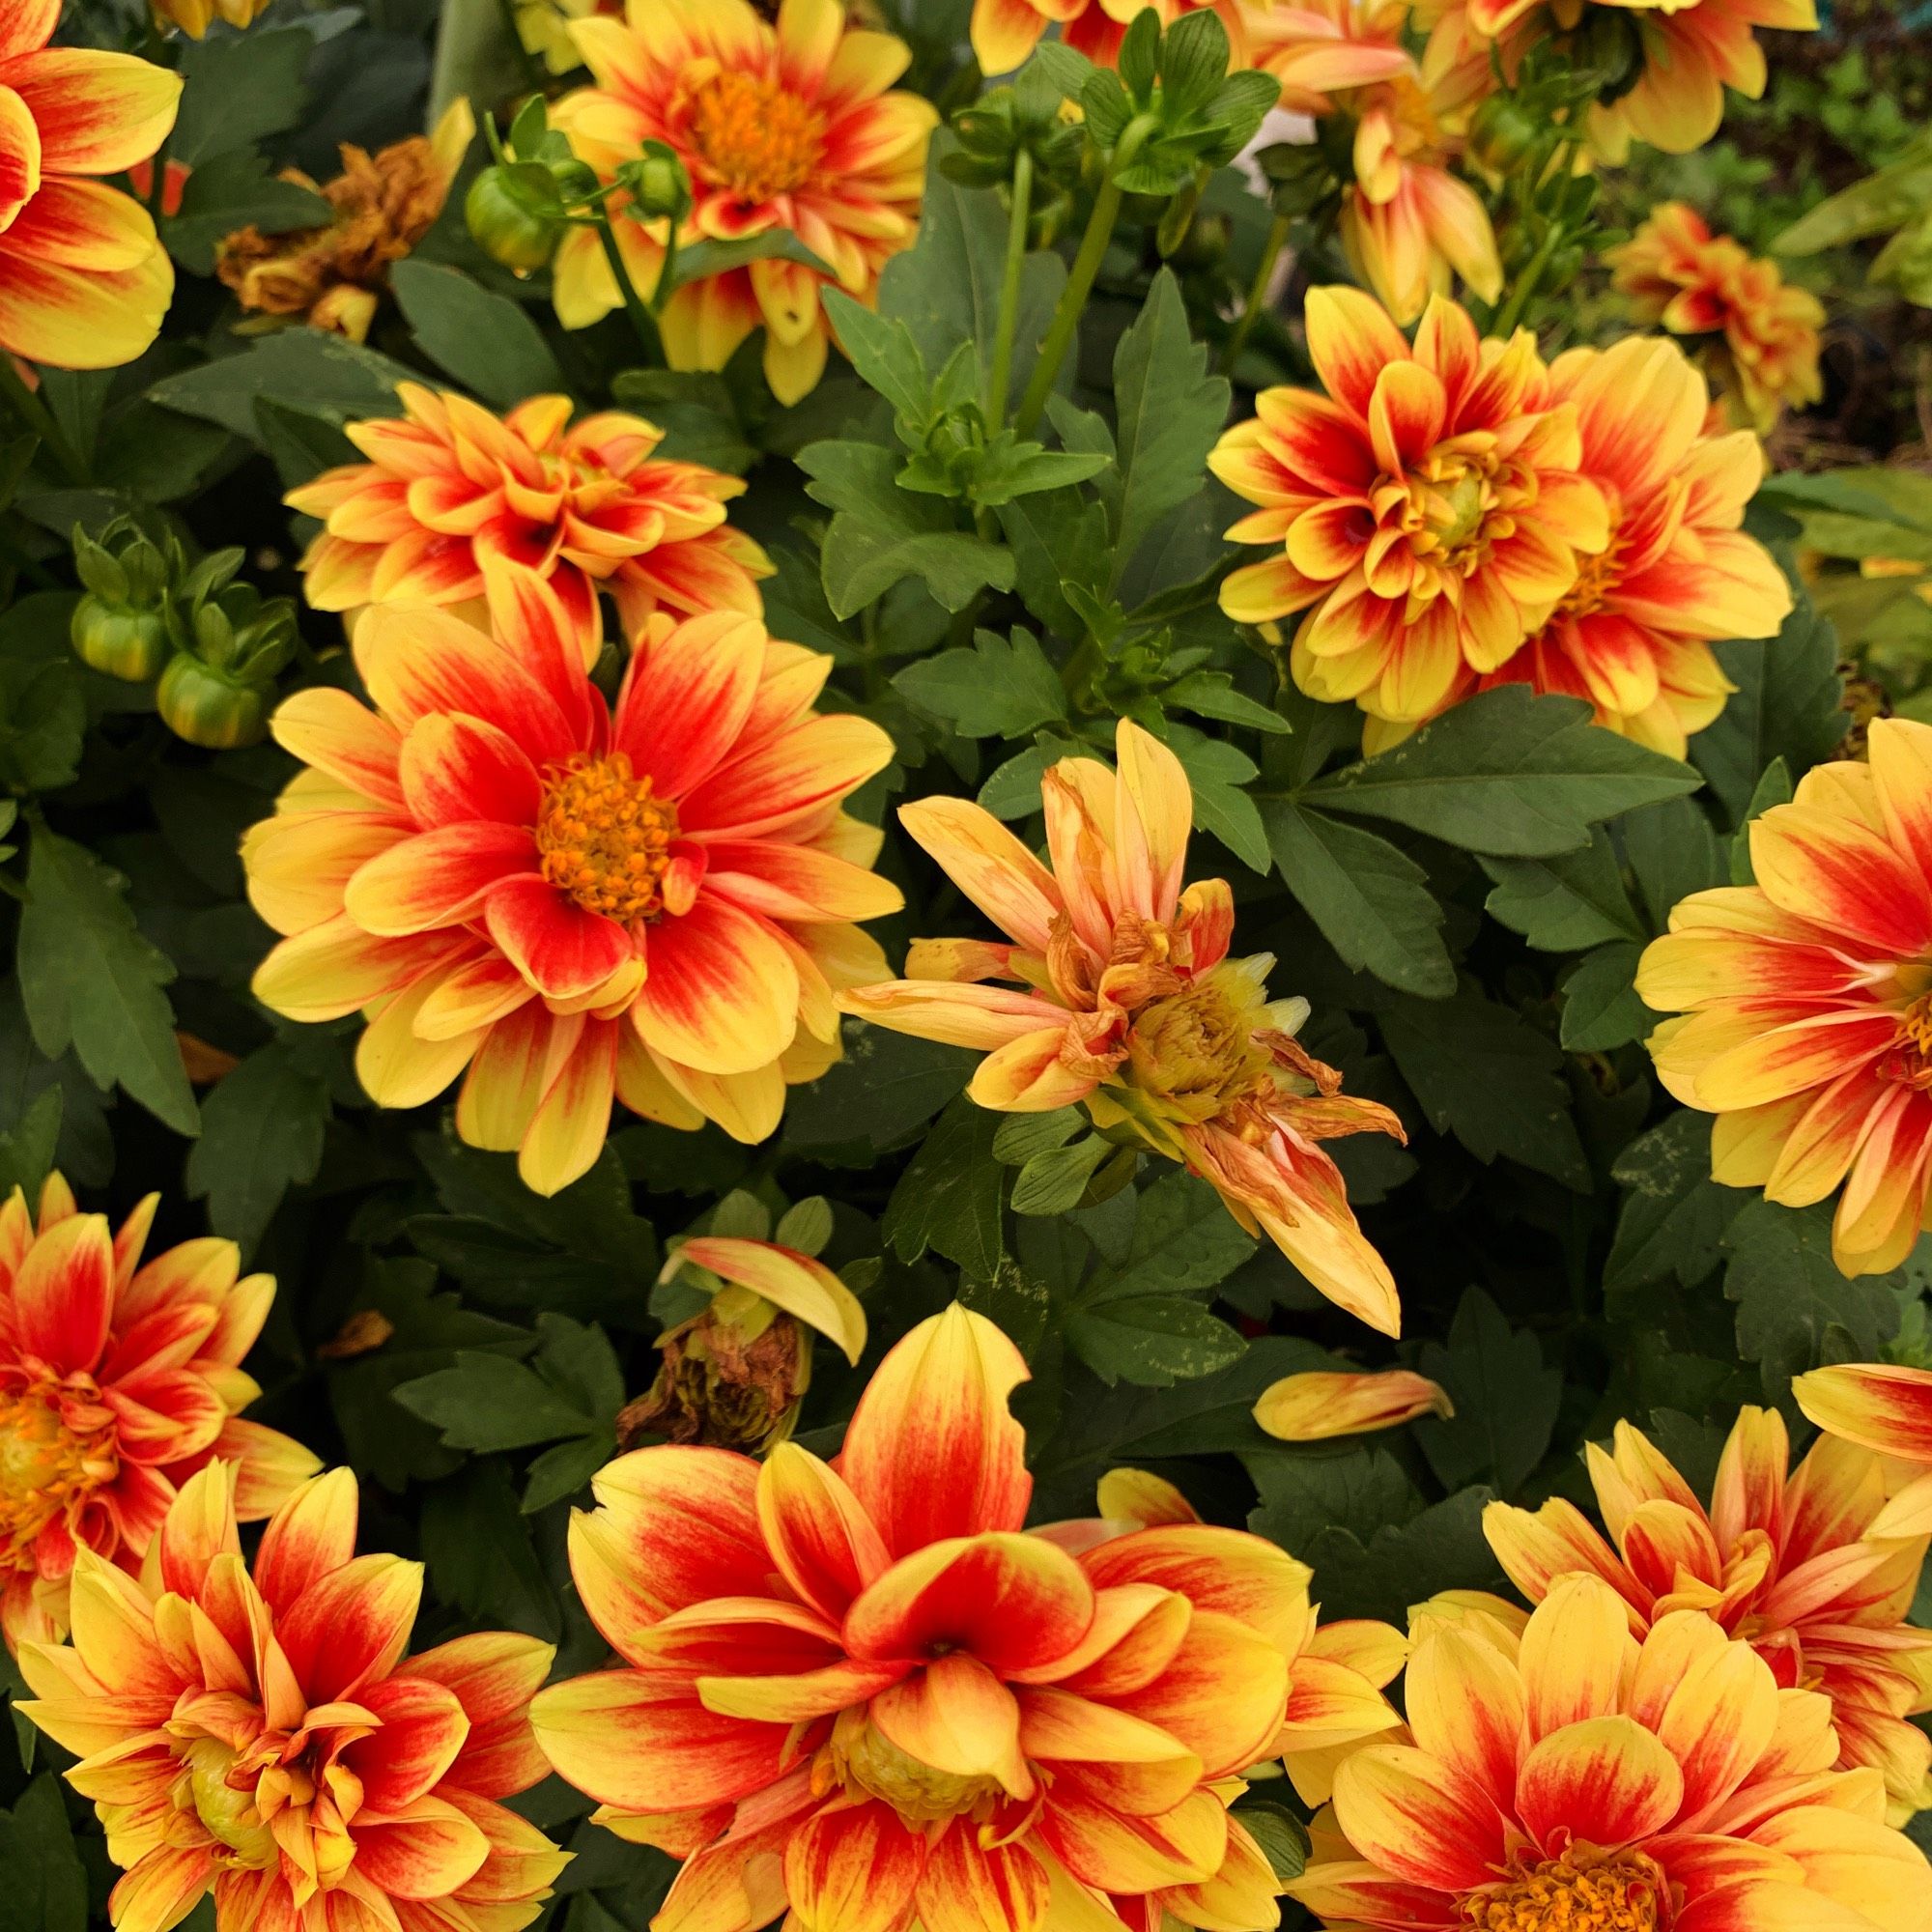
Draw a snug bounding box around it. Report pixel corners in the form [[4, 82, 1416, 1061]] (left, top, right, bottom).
[[531, 1303, 1406, 1932], [215, 104, 473, 344], [18, 1462, 565, 1932], [1636, 720, 1932, 1278], [287, 384, 771, 656], [1211, 288, 1610, 747], [243, 560, 898, 1195], [1609, 202, 1826, 433], [841, 720, 1406, 1335], [550, 0, 936, 404], [0, 1173, 319, 1653], [0, 0, 179, 370], [1290, 1573, 1932, 1932], [1253, 1368, 1453, 1441], [1486, 1407, 1932, 1822], [1445, 332, 1792, 756]]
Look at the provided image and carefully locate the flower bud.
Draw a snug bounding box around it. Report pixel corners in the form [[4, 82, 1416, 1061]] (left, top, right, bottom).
[[621, 141, 692, 223], [71, 601, 170, 682], [68, 518, 178, 682], [466, 167, 563, 271], [156, 653, 274, 750]]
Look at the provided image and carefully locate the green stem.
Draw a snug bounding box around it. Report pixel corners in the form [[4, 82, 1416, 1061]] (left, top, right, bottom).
[[1061, 633, 1102, 710], [986, 147, 1035, 425], [1490, 217, 1562, 340], [0, 355, 86, 485], [1220, 207, 1293, 380], [1012, 114, 1158, 439], [653, 219, 681, 317], [590, 207, 664, 362]]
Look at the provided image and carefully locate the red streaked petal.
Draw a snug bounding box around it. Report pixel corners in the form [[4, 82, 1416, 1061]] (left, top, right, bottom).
[[679, 712, 895, 840], [613, 610, 764, 797], [1515, 1715, 1686, 1856], [345, 823, 533, 935], [784, 1800, 925, 1932], [1304, 283, 1412, 416], [343, 1674, 472, 1812], [13, 47, 180, 175], [399, 713, 544, 829], [345, 1793, 490, 1900], [917, 1826, 1050, 1932], [756, 1442, 892, 1623], [275, 1552, 422, 1704], [1794, 1364, 1932, 1465], [10, 1209, 113, 1372], [254, 1468, 359, 1618], [871, 1654, 1029, 1792], [1331, 1743, 1509, 1892], [484, 872, 636, 1000], [270, 687, 405, 809], [629, 895, 799, 1077]]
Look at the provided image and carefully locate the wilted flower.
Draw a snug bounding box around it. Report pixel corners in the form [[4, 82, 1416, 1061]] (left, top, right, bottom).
[[216, 103, 473, 343], [17, 1462, 566, 1932], [1, 1173, 319, 1653], [532, 1303, 1405, 1932], [618, 1235, 867, 1451], [1635, 721, 1932, 1278], [0, 2, 179, 370], [1211, 288, 1610, 748], [843, 720, 1406, 1335], [1449, 332, 1793, 755], [1487, 1407, 1932, 1821], [244, 561, 898, 1195], [1608, 201, 1826, 432], [287, 384, 771, 655], [550, 0, 936, 404], [1291, 1574, 1932, 1932], [1253, 1368, 1453, 1441]]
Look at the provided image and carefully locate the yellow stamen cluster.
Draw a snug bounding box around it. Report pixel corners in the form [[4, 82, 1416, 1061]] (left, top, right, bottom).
[[535, 752, 679, 923], [686, 70, 825, 200], [0, 1379, 116, 1569], [1463, 1851, 1662, 1932]]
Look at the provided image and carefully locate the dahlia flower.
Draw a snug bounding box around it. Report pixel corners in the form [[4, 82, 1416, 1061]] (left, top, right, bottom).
[[243, 559, 898, 1195], [1211, 288, 1610, 741], [1609, 202, 1826, 432], [0, 1, 179, 370], [1291, 1573, 1932, 1932], [972, 0, 1262, 74], [154, 0, 274, 37], [530, 1303, 1406, 1932], [18, 1461, 566, 1932], [1635, 720, 1932, 1278], [1486, 1408, 1932, 1821], [550, 0, 937, 405], [1797, 1365, 1932, 1547], [1, 1173, 319, 1654], [1252, 1368, 1453, 1441], [841, 719, 1406, 1334], [1448, 332, 1792, 756], [287, 384, 771, 655]]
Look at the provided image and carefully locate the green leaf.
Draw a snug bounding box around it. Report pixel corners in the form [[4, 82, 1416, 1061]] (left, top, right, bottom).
[[819, 290, 930, 423], [1107, 269, 1230, 592], [163, 150, 331, 274], [1065, 1294, 1248, 1387], [523, 1432, 617, 1514], [184, 1039, 330, 1259], [172, 25, 315, 166], [391, 261, 564, 409], [151, 331, 412, 441], [1234, 1804, 1309, 1885], [1622, 796, 1725, 931], [1303, 687, 1703, 857], [668, 228, 837, 291], [0, 1774, 88, 1932], [797, 440, 1015, 617], [1605, 1109, 1743, 1298], [883, 1094, 1005, 1276], [609, 369, 754, 473], [1731, 756, 1793, 885], [254, 396, 361, 489], [1161, 670, 1290, 733], [996, 486, 1110, 638], [1167, 726, 1268, 872], [392, 1350, 600, 1451], [1010, 1136, 1111, 1215], [0, 1086, 61, 1203], [1481, 830, 1643, 952], [1379, 983, 1588, 1188], [1557, 941, 1652, 1051], [1086, 1171, 1255, 1303], [1776, 135, 1932, 253], [1723, 1199, 1902, 1395], [1263, 801, 1453, 998], [1414, 1289, 1561, 1495], [420, 1460, 559, 1640], [893, 630, 1067, 739], [783, 1026, 978, 1151], [17, 828, 197, 1136]]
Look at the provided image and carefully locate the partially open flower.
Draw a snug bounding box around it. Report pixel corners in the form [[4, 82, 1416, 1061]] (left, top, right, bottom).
[[842, 720, 1405, 1334], [618, 1236, 867, 1452], [1253, 1368, 1454, 1441], [1, 1173, 320, 1653]]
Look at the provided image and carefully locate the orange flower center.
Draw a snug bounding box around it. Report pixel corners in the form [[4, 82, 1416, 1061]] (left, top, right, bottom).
[[1884, 991, 1932, 1090], [686, 70, 824, 200], [535, 753, 679, 923], [816, 1710, 1002, 1827], [1463, 1848, 1662, 1932], [0, 1378, 116, 1571]]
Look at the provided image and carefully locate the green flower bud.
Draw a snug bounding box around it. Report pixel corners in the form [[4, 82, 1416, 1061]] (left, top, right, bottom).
[[621, 140, 693, 222], [466, 166, 563, 272], [71, 598, 170, 682], [68, 518, 181, 681], [156, 654, 273, 751]]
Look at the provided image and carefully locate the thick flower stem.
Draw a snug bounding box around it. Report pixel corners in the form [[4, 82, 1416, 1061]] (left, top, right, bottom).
[[987, 148, 1035, 423], [1221, 208, 1293, 380], [1489, 219, 1563, 341], [0, 355, 87, 485], [590, 207, 665, 363], [1013, 115, 1158, 438]]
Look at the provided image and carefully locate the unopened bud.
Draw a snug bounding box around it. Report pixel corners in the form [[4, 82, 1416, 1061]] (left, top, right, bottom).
[[466, 166, 563, 272]]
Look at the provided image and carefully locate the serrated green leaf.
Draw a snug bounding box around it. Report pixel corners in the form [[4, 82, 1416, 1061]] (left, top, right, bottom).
[[1065, 1293, 1248, 1387], [893, 630, 1067, 738], [1605, 1109, 1742, 1298], [172, 25, 315, 166], [1415, 1289, 1561, 1495], [1481, 830, 1643, 952], [1557, 940, 1651, 1051], [393, 1350, 599, 1450], [883, 1094, 1005, 1275], [184, 1039, 330, 1260], [391, 260, 563, 409], [163, 150, 331, 274]]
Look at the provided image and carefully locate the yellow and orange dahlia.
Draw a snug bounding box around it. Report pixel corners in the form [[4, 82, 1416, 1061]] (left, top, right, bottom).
[[243, 559, 898, 1195], [1609, 202, 1826, 433], [841, 720, 1406, 1334], [550, 0, 937, 404], [1485, 1408, 1932, 1822], [1, 1173, 319, 1654], [1635, 719, 1932, 1278], [0, 0, 179, 370], [18, 1461, 566, 1932], [530, 1302, 1405, 1932], [1211, 287, 1610, 744], [1798, 1363, 1932, 1543], [287, 384, 771, 656], [1292, 1573, 1932, 1932], [972, 0, 1261, 73], [1451, 332, 1792, 755]]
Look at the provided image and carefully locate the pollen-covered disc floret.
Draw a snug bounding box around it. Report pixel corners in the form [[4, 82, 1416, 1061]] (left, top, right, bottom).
[[535, 753, 681, 922], [530, 1303, 1406, 1932], [16, 1463, 567, 1932], [1463, 1848, 1662, 1931], [840, 720, 1406, 1336], [0, 1173, 319, 1655]]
